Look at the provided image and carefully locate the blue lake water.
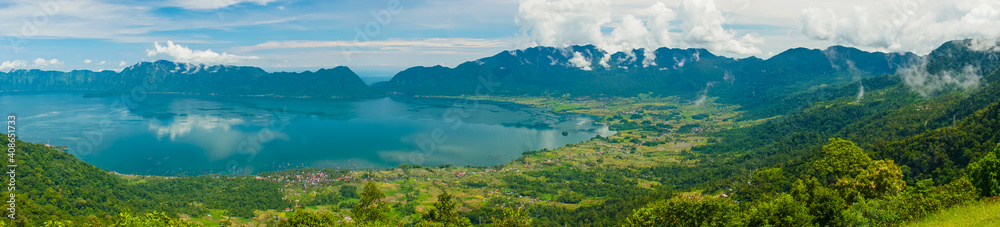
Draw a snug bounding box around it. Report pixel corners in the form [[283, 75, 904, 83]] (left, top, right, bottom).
[[0, 92, 612, 175]]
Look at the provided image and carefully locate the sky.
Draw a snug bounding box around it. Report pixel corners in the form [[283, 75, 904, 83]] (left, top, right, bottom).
[[2, 0, 1000, 78]]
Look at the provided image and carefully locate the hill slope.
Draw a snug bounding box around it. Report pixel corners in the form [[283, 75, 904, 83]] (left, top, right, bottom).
[[0, 134, 290, 225]]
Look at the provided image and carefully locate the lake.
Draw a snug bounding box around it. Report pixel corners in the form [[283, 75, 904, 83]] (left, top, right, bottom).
[[0, 92, 613, 175]]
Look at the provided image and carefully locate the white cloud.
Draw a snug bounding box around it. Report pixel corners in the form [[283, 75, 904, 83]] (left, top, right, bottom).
[[0, 60, 28, 71], [147, 41, 260, 65], [967, 38, 1000, 52], [166, 0, 277, 10], [515, 0, 762, 60], [119, 61, 128, 67], [238, 38, 508, 52], [516, 0, 611, 49], [645, 2, 675, 49], [568, 51, 593, 70], [899, 60, 982, 97], [800, 0, 1000, 54], [32, 58, 63, 68], [99, 61, 108, 65], [676, 0, 762, 55], [84, 59, 92, 64]]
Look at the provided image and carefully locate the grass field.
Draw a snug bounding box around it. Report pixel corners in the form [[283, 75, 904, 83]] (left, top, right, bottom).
[[907, 198, 1000, 227]]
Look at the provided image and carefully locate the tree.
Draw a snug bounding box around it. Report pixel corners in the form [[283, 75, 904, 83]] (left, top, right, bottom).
[[276, 210, 340, 227], [306, 189, 342, 206], [112, 212, 197, 227], [341, 185, 359, 199], [745, 194, 814, 227], [968, 143, 1000, 198], [556, 192, 584, 204], [791, 178, 851, 226], [812, 138, 872, 183], [417, 192, 472, 226], [490, 206, 532, 227], [352, 181, 390, 223], [623, 196, 742, 226], [835, 160, 906, 199]]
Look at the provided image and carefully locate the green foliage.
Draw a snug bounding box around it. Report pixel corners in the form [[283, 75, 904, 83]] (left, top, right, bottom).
[[745, 194, 815, 227], [304, 188, 342, 206], [555, 192, 584, 204], [967, 144, 1000, 197], [489, 206, 532, 227], [790, 178, 851, 226], [907, 197, 1000, 226], [353, 181, 390, 223], [850, 178, 977, 226], [112, 212, 197, 227], [0, 134, 290, 225], [835, 160, 906, 199], [134, 175, 291, 219], [398, 178, 420, 215], [623, 196, 743, 227], [340, 185, 359, 199], [812, 138, 873, 182], [417, 192, 472, 227], [676, 123, 701, 134], [276, 210, 341, 227]]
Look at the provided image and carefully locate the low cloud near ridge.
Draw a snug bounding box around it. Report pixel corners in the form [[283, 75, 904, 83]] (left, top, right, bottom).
[[516, 0, 762, 70], [147, 41, 260, 65]]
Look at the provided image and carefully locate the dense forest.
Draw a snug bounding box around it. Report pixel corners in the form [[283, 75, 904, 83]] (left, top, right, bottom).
[[4, 39, 1000, 226], [0, 134, 290, 226]]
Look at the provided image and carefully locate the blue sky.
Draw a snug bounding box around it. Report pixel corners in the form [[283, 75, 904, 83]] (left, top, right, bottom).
[[2, 0, 1000, 78]]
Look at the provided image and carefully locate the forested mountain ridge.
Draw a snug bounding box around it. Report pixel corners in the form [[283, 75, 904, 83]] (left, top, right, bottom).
[[0, 60, 383, 99], [379, 44, 919, 116]]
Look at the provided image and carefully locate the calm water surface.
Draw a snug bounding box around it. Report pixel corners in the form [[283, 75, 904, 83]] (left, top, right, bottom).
[[0, 92, 612, 175]]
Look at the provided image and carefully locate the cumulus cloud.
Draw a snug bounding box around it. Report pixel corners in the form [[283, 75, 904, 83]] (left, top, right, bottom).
[[119, 61, 128, 67], [801, 0, 1000, 54], [84, 59, 92, 64], [676, 0, 762, 55], [0, 60, 28, 71], [167, 0, 277, 10], [147, 41, 260, 65], [516, 0, 611, 50], [32, 58, 64, 68], [516, 0, 762, 61]]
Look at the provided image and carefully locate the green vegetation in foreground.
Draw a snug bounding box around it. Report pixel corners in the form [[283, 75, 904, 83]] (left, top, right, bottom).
[[907, 198, 1000, 227]]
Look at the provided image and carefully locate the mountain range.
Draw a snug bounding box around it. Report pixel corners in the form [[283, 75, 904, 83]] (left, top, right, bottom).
[[2, 40, 998, 116], [0, 60, 382, 99]]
